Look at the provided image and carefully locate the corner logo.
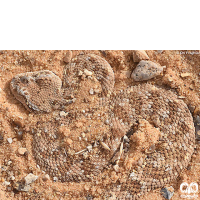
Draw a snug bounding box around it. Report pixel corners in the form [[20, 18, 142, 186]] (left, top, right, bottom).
[[180, 182, 198, 199]]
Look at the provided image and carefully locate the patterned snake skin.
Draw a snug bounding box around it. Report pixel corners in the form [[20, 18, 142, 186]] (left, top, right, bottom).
[[10, 54, 195, 199]]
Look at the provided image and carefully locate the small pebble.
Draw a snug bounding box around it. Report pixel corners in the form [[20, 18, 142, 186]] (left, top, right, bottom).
[[113, 165, 119, 172], [17, 131, 23, 140], [89, 88, 94, 95], [138, 158, 143, 166], [7, 138, 13, 144], [131, 60, 165, 81], [9, 176, 15, 181], [78, 70, 83, 76], [87, 145, 92, 152], [132, 50, 149, 62], [7, 161, 12, 165], [60, 111, 68, 117], [13, 116, 24, 127], [180, 72, 192, 78], [63, 50, 72, 63], [18, 147, 27, 155], [24, 173, 38, 185], [53, 177, 58, 182], [161, 186, 174, 200], [81, 133, 86, 138], [104, 119, 110, 125], [42, 174, 50, 181], [3, 181, 10, 186], [14, 182, 31, 192], [84, 69, 93, 76]]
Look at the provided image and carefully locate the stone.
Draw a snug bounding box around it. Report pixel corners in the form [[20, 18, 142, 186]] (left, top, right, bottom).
[[104, 119, 110, 125], [9, 176, 15, 181], [180, 72, 192, 78], [17, 131, 23, 140], [13, 115, 24, 127], [18, 147, 27, 155], [84, 69, 93, 76], [63, 50, 72, 63], [138, 158, 143, 166], [78, 70, 83, 76], [7, 138, 13, 144], [24, 173, 38, 185], [3, 181, 10, 186], [87, 145, 92, 152], [131, 60, 165, 81], [53, 177, 58, 182], [60, 111, 68, 117], [133, 50, 149, 62], [161, 187, 174, 199], [42, 174, 50, 181], [14, 182, 31, 192], [89, 88, 94, 95]]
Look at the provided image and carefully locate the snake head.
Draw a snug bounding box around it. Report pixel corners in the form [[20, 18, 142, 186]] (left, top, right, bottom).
[[10, 70, 64, 113]]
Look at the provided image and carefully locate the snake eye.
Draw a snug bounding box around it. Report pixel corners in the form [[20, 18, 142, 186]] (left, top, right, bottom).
[[20, 76, 29, 84]]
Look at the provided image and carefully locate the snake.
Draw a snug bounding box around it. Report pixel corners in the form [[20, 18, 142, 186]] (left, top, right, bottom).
[[10, 54, 195, 199]]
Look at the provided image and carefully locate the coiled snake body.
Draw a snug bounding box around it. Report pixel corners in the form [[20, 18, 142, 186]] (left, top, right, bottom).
[[10, 54, 195, 199]]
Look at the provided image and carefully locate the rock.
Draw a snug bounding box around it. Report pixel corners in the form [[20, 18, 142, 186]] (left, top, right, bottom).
[[78, 70, 83, 76], [13, 116, 24, 127], [3, 181, 10, 186], [17, 131, 23, 140], [113, 165, 119, 172], [14, 182, 31, 192], [24, 173, 38, 185], [87, 145, 92, 152], [59, 111, 68, 117], [133, 50, 149, 62], [138, 157, 143, 166], [161, 186, 174, 200], [84, 185, 90, 191], [84, 69, 93, 76], [7, 138, 13, 144], [181, 72, 192, 78], [42, 174, 50, 181], [9, 176, 15, 181], [131, 60, 165, 81], [7, 161, 12, 165], [89, 88, 94, 95], [53, 177, 58, 182], [63, 51, 72, 63], [104, 119, 110, 125], [18, 147, 27, 155]]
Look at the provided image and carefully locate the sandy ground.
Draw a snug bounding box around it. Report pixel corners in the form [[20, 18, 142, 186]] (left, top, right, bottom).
[[0, 50, 200, 200]]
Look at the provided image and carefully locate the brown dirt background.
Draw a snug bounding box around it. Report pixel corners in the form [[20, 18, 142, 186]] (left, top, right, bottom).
[[0, 50, 200, 200]]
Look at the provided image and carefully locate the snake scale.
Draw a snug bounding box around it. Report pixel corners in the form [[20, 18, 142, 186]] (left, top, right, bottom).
[[10, 54, 195, 199]]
